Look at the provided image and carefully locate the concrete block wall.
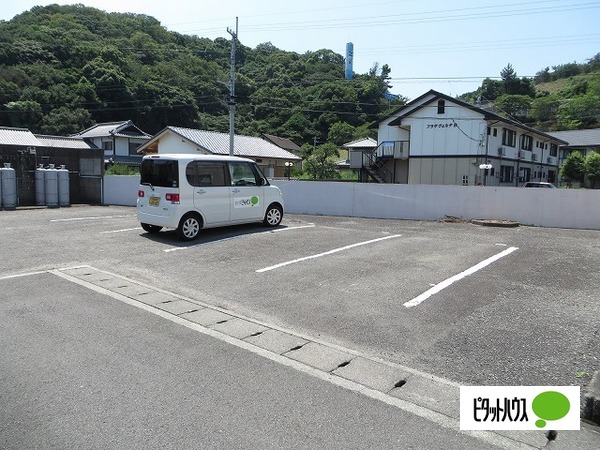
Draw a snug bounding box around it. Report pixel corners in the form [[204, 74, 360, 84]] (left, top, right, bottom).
[[103, 176, 600, 230]]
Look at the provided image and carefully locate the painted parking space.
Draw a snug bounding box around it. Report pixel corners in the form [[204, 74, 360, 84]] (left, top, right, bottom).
[[1, 205, 598, 416]]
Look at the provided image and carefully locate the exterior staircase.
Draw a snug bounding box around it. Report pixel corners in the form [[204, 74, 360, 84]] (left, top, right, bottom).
[[364, 145, 394, 183]]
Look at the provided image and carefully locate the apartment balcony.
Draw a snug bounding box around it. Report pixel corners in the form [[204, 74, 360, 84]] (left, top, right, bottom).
[[377, 140, 410, 159]]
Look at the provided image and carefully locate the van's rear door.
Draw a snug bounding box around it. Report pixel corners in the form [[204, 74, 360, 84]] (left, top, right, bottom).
[[138, 158, 179, 220]]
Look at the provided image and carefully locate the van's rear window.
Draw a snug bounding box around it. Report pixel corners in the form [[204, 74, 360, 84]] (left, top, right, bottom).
[[140, 159, 179, 188]]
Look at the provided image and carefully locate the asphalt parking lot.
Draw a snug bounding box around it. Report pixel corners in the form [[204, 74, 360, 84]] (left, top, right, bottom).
[[1, 204, 598, 393], [0, 206, 600, 448]]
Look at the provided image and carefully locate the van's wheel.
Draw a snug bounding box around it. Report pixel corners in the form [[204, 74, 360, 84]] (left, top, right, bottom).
[[177, 213, 202, 241], [141, 223, 162, 233], [263, 204, 283, 227]]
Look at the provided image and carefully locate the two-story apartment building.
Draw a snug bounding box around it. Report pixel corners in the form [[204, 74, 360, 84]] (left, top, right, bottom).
[[357, 90, 567, 186]]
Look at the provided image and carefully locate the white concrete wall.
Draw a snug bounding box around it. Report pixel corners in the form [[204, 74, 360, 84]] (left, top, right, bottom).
[[103, 176, 600, 230], [103, 175, 140, 206]]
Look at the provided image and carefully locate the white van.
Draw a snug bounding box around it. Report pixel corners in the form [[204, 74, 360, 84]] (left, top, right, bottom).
[[137, 154, 284, 240]]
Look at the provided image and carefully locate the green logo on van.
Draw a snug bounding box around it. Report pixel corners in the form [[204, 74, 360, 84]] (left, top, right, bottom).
[[251, 196, 259, 206]]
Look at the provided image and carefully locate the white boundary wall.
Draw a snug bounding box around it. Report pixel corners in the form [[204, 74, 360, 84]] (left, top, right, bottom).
[[103, 175, 140, 207], [103, 176, 600, 230]]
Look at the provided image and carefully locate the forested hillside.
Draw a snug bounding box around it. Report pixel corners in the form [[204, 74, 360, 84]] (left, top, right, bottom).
[[459, 56, 600, 131], [0, 4, 402, 146]]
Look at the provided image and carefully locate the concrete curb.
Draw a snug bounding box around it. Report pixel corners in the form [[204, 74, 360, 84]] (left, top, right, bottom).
[[582, 371, 600, 426]]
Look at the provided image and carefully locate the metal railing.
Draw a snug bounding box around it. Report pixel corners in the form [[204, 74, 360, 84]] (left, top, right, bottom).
[[376, 140, 409, 158], [364, 149, 394, 183]]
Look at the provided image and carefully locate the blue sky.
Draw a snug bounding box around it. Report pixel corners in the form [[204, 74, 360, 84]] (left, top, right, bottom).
[[2, 0, 599, 99]]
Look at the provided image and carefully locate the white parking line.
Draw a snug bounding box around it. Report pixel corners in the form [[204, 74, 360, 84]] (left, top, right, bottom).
[[403, 246, 519, 308], [271, 224, 315, 232], [0, 270, 49, 281], [256, 235, 402, 273], [164, 235, 246, 252], [51, 215, 134, 222], [101, 227, 143, 234]]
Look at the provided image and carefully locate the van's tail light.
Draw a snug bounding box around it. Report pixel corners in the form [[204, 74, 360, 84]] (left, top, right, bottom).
[[165, 193, 180, 203], [138, 190, 145, 197]]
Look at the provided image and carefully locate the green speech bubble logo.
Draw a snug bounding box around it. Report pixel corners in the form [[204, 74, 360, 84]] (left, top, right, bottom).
[[251, 196, 259, 206], [532, 391, 570, 428]]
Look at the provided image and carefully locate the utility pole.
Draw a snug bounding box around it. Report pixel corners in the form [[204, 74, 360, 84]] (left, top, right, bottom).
[[227, 18, 238, 156]]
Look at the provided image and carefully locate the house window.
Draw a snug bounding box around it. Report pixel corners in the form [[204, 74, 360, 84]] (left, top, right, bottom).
[[102, 141, 113, 151], [502, 128, 516, 147], [437, 99, 445, 114], [550, 143, 558, 157], [493, 128, 498, 137], [129, 142, 141, 155], [462, 175, 469, 186], [520, 135, 533, 151], [500, 165, 514, 183]]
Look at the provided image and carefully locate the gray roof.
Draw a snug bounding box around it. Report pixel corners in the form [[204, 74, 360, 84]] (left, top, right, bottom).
[[72, 121, 151, 139], [261, 134, 303, 152], [0, 127, 42, 146], [545, 128, 600, 147], [35, 135, 96, 149], [343, 137, 377, 149], [162, 127, 302, 160]]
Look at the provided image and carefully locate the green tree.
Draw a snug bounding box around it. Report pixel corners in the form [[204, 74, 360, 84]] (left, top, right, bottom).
[[557, 95, 600, 129], [304, 142, 339, 180], [39, 107, 92, 135], [560, 151, 585, 186], [530, 95, 560, 124], [479, 78, 504, 101], [584, 151, 600, 188], [4, 100, 42, 128], [277, 112, 316, 144], [327, 121, 355, 146], [494, 94, 532, 118]]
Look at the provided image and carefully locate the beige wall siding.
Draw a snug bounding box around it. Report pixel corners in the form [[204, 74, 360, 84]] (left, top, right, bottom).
[[409, 157, 479, 185]]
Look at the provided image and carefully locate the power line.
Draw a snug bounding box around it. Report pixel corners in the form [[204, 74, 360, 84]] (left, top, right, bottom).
[[179, 1, 600, 34]]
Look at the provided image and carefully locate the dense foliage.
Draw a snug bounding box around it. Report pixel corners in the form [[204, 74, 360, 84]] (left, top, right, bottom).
[[560, 151, 585, 185], [0, 4, 404, 145], [460, 58, 600, 131]]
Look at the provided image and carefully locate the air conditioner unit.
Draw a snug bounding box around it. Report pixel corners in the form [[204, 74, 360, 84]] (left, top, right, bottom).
[[497, 147, 505, 156], [546, 157, 552, 164]]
